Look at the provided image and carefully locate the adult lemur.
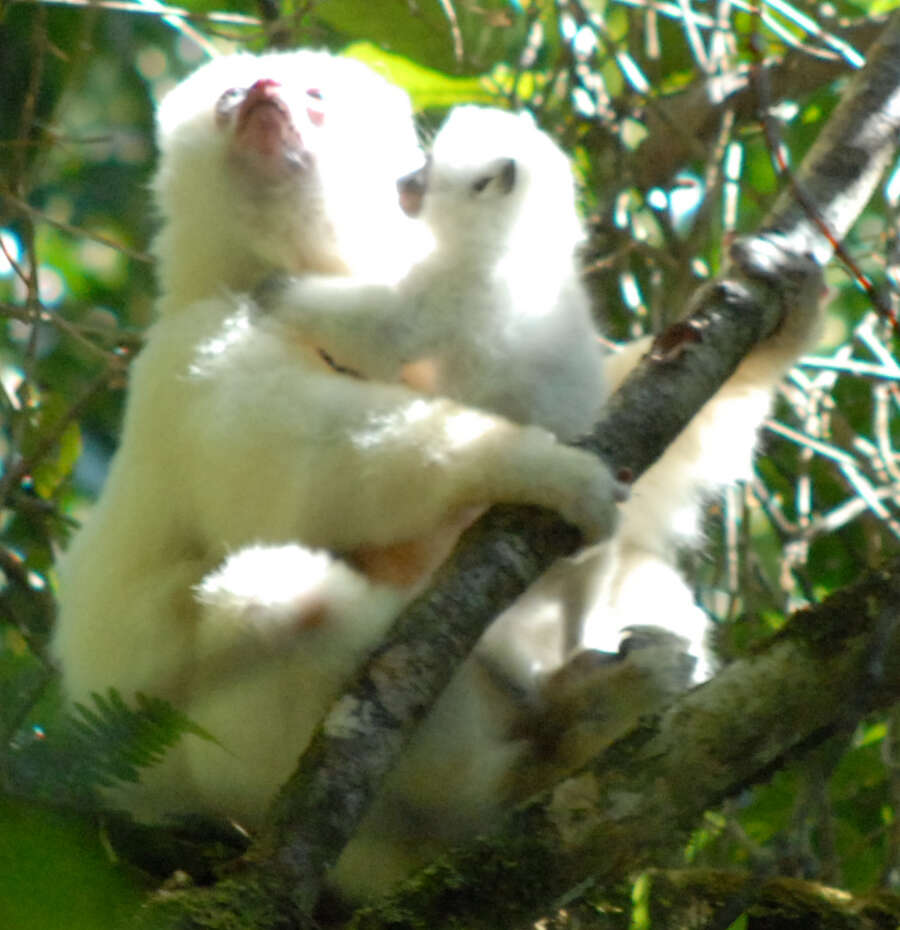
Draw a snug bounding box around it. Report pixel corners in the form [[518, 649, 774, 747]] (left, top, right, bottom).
[[51, 51, 621, 898], [52, 50, 820, 898]]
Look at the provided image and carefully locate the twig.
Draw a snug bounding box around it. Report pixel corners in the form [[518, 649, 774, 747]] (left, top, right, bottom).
[[1, 190, 155, 265], [12, 0, 260, 26], [0, 360, 126, 508], [436, 0, 464, 65]]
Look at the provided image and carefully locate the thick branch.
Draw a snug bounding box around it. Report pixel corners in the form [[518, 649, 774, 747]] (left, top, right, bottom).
[[350, 558, 900, 930]]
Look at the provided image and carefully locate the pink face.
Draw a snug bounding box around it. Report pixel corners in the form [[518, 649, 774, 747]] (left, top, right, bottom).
[[214, 79, 325, 182]]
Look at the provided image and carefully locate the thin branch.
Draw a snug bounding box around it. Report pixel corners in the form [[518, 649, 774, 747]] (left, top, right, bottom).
[[436, 0, 464, 65], [764, 418, 858, 467], [0, 299, 140, 362], [12, 0, 261, 27], [1, 191, 155, 265], [0, 360, 126, 508], [798, 355, 900, 380]]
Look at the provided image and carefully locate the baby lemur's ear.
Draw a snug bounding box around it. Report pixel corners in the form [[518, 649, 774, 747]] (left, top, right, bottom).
[[471, 157, 517, 196]]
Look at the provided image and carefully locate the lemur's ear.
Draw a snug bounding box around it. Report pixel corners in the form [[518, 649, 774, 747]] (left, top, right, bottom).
[[471, 158, 517, 196]]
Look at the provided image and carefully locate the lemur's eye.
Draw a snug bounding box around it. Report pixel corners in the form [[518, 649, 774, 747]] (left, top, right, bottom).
[[471, 159, 517, 195], [214, 87, 245, 126], [306, 88, 325, 127]]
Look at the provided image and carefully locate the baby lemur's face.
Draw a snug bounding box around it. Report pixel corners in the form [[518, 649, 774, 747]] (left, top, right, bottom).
[[398, 105, 584, 259], [398, 154, 520, 227], [399, 105, 570, 250]]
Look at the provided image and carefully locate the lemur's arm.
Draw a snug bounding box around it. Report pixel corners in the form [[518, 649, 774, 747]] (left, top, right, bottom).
[[257, 274, 420, 379]]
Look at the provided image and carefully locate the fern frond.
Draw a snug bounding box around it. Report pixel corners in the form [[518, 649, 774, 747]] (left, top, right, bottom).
[[4, 689, 217, 807]]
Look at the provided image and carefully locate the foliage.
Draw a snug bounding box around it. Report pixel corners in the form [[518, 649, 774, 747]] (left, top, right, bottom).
[[5, 688, 218, 805], [0, 0, 899, 927], [0, 793, 144, 930]]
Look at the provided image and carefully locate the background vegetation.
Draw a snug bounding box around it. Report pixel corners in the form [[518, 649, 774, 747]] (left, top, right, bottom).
[[1, 1, 898, 927]]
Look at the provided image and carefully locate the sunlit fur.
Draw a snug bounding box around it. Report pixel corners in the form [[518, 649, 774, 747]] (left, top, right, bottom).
[[51, 51, 620, 899], [263, 106, 606, 442]]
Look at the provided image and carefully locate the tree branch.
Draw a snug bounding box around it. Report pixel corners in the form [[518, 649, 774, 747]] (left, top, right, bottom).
[[349, 556, 900, 930], [643, 869, 900, 930], [629, 16, 889, 191]]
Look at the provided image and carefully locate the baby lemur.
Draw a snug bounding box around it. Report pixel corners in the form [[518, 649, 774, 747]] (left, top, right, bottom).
[[257, 103, 618, 683], [259, 105, 607, 443], [51, 51, 621, 899]]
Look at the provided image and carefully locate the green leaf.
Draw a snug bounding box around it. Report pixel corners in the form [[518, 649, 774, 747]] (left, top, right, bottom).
[[31, 420, 82, 499], [318, 0, 459, 72], [344, 42, 498, 110]]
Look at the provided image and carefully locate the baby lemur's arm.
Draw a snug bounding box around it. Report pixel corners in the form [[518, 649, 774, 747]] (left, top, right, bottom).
[[258, 273, 413, 380]]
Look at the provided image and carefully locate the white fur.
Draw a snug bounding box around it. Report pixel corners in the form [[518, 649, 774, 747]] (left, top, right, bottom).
[[493, 308, 822, 687], [152, 50, 426, 304], [257, 104, 616, 686], [578, 295, 822, 680], [51, 51, 621, 899]]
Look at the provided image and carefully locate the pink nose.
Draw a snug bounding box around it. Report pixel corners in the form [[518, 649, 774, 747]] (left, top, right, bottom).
[[247, 78, 281, 98]]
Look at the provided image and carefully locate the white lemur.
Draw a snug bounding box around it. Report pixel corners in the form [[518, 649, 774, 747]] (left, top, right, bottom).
[[51, 51, 622, 899]]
